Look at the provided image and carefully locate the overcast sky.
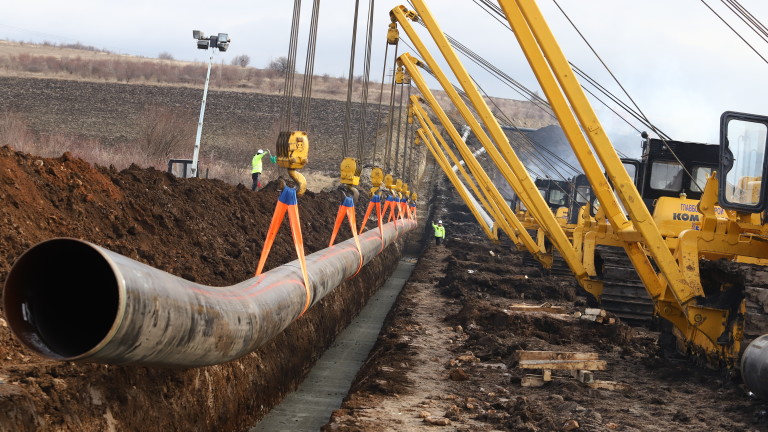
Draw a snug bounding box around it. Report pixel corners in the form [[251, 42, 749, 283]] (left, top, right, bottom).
[[2, 0, 767, 157]]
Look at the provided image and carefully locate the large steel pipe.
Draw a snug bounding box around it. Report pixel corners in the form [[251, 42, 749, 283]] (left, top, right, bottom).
[[3, 219, 415, 367], [742, 335, 768, 399]]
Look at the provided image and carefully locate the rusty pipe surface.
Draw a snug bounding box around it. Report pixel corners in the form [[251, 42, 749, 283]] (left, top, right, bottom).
[[3, 219, 415, 367]]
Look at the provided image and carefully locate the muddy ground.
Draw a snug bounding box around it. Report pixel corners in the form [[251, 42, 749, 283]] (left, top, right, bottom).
[[323, 183, 768, 432]]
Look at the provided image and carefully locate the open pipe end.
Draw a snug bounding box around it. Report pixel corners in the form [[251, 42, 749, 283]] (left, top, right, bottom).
[[3, 238, 120, 360]]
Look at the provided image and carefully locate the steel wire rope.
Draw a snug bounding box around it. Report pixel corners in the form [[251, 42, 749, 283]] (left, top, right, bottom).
[[371, 40, 391, 167], [298, 0, 321, 131], [355, 0, 376, 165], [402, 82, 413, 181], [701, 0, 768, 65], [393, 76, 407, 178], [409, 16, 641, 162], [398, 19, 581, 202], [570, 65, 663, 139], [276, 0, 304, 180], [281, 0, 303, 132], [550, 0, 706, 190], [424, 55, 587, 203], [479, 83, 586, 177], [721, 0, 768, 44], [409, 0, 592, 202], [414, 57, 579, 196], [471, 0, 666, 147], [411, 52, 584, 182], [384, 43, 400, 171], [726, 0, 768, 40], [341, 0, 362, 160]]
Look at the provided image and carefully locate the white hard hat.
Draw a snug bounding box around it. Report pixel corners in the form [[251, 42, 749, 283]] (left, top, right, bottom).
[[438, 220, 442, 224], [257, 149, 264, 154]]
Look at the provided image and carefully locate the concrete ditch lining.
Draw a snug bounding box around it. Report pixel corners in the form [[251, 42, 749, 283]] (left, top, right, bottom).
[[250, 257, 418, 431]]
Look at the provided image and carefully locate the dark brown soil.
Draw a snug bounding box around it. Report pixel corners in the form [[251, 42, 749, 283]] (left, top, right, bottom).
[[0, 145, 410, 431], [324, 183, 768, 432]]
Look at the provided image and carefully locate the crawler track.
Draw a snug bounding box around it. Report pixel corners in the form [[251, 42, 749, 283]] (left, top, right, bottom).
[[596, 246, 655, 326], [698, 259, 768, 350]]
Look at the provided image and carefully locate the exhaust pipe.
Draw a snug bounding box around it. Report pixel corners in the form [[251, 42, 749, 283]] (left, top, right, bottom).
[[3, 220, 415, 367]]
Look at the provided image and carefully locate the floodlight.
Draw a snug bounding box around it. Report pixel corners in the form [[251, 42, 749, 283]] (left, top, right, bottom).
[[192, 30, 205, 40], [217, 33, 230, 52], [197, 39, 209, 50]]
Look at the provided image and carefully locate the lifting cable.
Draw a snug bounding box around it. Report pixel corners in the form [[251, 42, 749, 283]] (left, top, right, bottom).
[[357, 0, 376, 166], [401, 20, 637, 171], [550, 0, 701, 190], [467, 0, 693, 193], [405, 2, 587, 202], [470, 0, 671, 144], [722, 0, 768, 43], [701, 0, 768, 65], [341, 0, 362, 161], [412, 55, 585, 186], [403, 84, 415, 184], [280, 0, 303, 133], [393, 76, 408, 178], [275, 0, 319, 195], [411, 50, 586, 204], [402, 82, 413, 181], [383, 44, 401, 172], [259, 0, 319, 314], [413, 19, 649, 155], [371, 40, 394, 167], [298, 0, 321, 131]]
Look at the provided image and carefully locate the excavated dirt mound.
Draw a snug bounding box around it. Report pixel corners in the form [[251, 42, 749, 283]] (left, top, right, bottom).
[[0, 145, 407, 431], [324, 185, 768, 432]]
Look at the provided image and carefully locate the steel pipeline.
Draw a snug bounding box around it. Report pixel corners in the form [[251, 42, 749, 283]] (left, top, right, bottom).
[[3, 219, 415, 367]]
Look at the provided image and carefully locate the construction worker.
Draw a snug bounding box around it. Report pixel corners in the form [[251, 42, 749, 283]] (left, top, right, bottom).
[[251, 149, 270, 191], [432, 219, 445, 245]]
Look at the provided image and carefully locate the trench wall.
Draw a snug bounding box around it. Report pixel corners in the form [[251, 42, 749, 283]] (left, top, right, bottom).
[[1, 238, 406, 432]]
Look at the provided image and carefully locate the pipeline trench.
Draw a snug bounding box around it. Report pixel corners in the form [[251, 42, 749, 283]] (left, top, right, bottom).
[[0, 146, 431, 431], [2, 148, 768, 431]]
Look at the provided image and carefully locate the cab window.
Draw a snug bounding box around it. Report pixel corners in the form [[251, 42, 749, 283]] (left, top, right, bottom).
[[623, 162, 637, 184], [650, 161, 683, 192], [574, 186, 591, 205], [724, 120, 767, 207], [548, 188, 567, 206], [689, 166, 712, 193]]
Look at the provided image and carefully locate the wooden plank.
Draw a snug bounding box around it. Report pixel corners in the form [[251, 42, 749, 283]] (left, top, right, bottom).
[[518, 351, 599, 361], [587, 380, 629, 391], [521, 374, 546, 387], [509, 303, 567, 314], [574, 370, 594, 383], [584, 308, 607, 317], [519, 359, 607, 371]]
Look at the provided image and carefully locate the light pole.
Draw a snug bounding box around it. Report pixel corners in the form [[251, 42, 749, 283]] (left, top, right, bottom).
[[190, 30, 230, 178]]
